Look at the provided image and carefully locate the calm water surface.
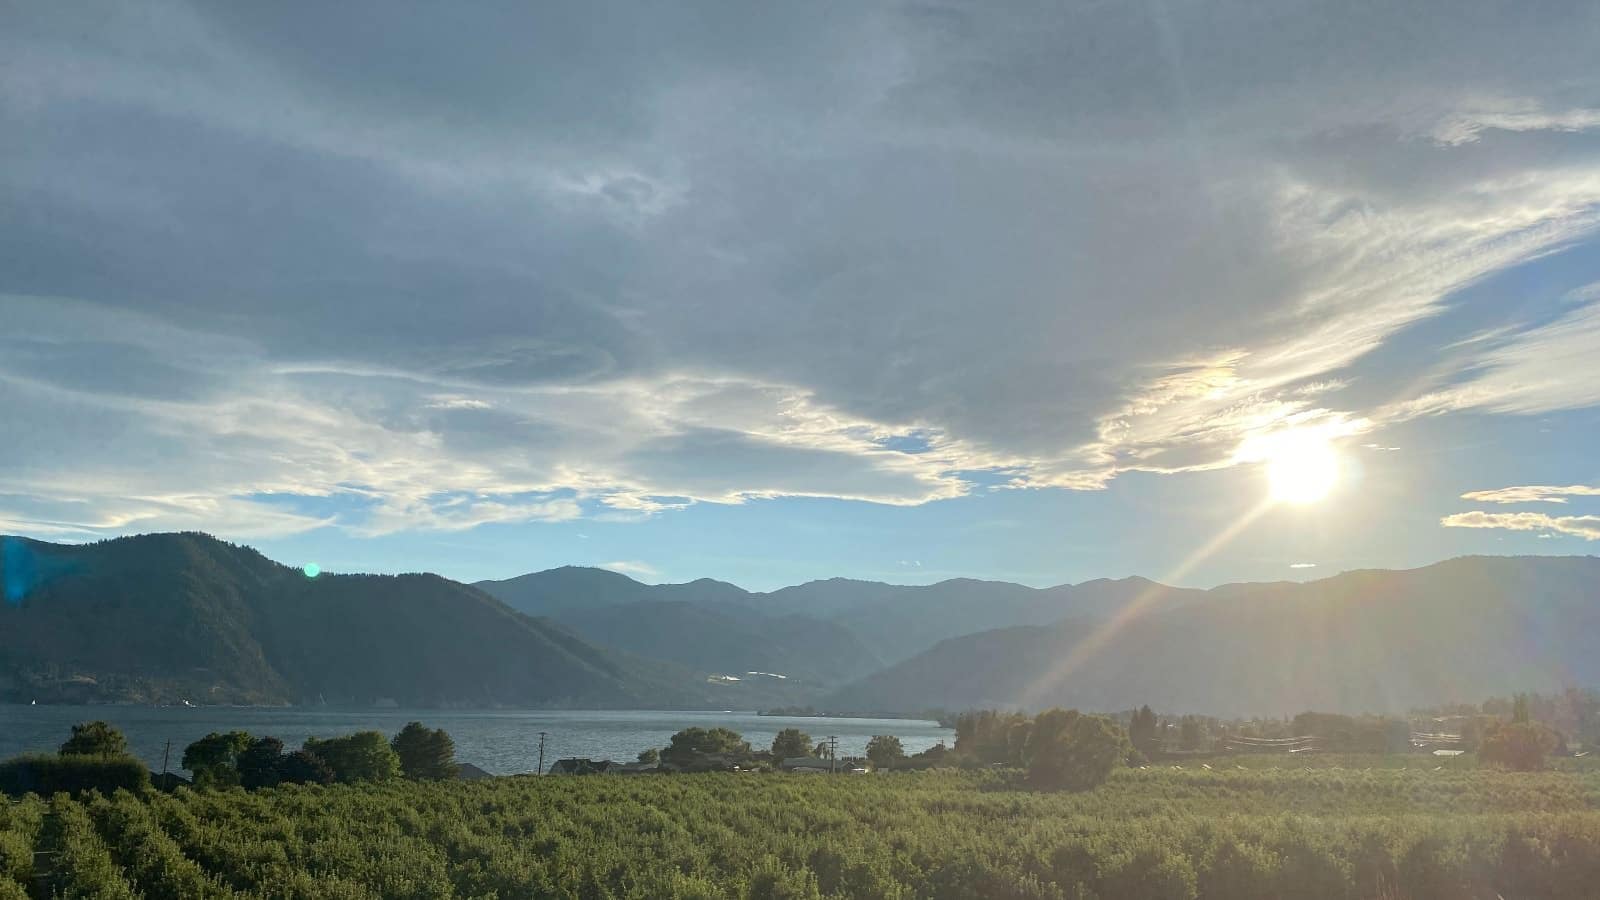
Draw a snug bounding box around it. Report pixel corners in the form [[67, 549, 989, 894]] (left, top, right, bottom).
[[0, 706, 952, 775]]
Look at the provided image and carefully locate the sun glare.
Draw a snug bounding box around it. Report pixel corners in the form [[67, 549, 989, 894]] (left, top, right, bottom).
[[1264, 433, 1340, 504]]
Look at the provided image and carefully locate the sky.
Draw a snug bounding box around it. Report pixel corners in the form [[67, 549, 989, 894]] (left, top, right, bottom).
[[3, 1, 1600, 591]]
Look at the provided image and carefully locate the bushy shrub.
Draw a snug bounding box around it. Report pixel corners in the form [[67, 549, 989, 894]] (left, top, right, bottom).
[[0, 831, 32, 884], [303, 731, 401, 783], [1481, 722, 1561, 771], [664, 727, 749, 760], [182, 731, 254, 788], [770, 729, 812, 761], [0, 753, 150, 797], [58, 721, 129, 757], [1198, 836, 1282, 900], [278, 749, 336, 786], [1024, 708, 1131, 791]]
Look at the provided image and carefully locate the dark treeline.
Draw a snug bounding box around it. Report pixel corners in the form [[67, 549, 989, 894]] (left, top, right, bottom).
[[183, 720, 458, 789], [946, 688, 1593, 776], [1140, 687, 1600, 750], [558, 709, 1132, 791], [0, 720, 458, 798]]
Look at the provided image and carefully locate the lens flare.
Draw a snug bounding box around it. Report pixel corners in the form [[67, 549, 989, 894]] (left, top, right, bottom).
[[303, 563, 321, 579]]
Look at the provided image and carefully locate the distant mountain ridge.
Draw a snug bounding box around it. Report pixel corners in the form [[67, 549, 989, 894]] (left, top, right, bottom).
[[475, 568, 1199, 672], [0, 533, 787, 708], [8, 533, 1596, 716], [826, 555, 1600, 716]]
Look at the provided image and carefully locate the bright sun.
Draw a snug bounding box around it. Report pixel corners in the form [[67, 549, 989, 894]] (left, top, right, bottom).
[[1264, 433, 1341, 504]]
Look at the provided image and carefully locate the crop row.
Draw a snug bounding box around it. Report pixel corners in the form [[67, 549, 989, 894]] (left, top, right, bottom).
[[1, 767, 1597, 898]]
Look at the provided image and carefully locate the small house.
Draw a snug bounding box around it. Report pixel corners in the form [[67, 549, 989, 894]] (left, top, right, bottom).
[[781, 756, 834, 773], [548, 758, 615, 775]]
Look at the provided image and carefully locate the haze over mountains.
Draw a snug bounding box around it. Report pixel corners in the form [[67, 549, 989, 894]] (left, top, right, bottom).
[[3, 532, 1595, 716], [830, 556, 1600, 716], [474, 568, 1199, 669]]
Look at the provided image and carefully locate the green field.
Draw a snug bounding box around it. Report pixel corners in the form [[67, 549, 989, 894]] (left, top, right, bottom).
[[4, 767, 1599, 899]]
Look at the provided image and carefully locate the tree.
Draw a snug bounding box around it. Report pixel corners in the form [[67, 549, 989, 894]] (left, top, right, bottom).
[[664, 727, 749, 761], [636, 748, 660, 764], [1129, 706, 1159, 757], [865, 735, 905, 768], [954, 710, 1029, 764], [237, 737, 287, 790], [1480, 721, 1559, 771], [303, 732, 402, 783], [59, 721, 128, 757], [1006, 721, 1034, 767], [1513, 693, 1532, 725], [277, 749, 335, 786], [1180, 716, 1203, 751], [182, 731, 254, 787], [901, 741, 955, 770], [391, 722, 458, 780], [770, 728, 812, 760], [1024, 708, 1132, 791]]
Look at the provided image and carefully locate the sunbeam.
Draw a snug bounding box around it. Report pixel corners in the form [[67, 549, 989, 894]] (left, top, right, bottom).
[[1018, 496, 1278, 709]]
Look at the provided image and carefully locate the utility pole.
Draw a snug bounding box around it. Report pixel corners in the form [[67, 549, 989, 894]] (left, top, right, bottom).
[[537, 731, 548, 775], [161, 740, 171, 778], [827, 735, 838, 774]]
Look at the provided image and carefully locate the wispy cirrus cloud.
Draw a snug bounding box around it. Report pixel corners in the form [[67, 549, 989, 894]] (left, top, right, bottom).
[[1441, 511, 1600, 541], [1387, 298, 1600, 420], [1430, 99, 1600, 146], [1460, 485, 1600, 504]]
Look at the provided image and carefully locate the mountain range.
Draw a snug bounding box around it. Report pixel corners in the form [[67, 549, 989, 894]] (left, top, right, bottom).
[[3, 532, 1596, 715], [474, 567, 1197, 670], [0, 533, 793, 708], [826, 556, 1600, 716]]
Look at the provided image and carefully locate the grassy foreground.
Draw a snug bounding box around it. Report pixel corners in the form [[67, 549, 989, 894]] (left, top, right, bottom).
[[4, 767, 1599, 899]]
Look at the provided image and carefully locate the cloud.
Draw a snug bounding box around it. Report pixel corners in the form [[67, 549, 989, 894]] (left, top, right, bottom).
[[1430, 100, 1600, 146], [6, 1, 1600, 539], [599, 560, 660, 580], [1389, 299, 1600, 419], [0, 296, 969, 539], [424, 397, 493, 411], [1460, 485, 1600, 504], [1440, 511, 1600, 541], [1288, 563, 1317, 569], [0, 493, 334, 541], [1561, 281, 1600, 305]]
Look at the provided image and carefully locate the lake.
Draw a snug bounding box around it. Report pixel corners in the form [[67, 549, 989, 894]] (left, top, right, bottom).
[[0, 706, 953, 775]]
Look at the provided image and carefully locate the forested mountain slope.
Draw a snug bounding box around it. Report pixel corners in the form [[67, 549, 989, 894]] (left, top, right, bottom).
[[827, 556, 1600, 715], [0, 533, 712, 707]]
